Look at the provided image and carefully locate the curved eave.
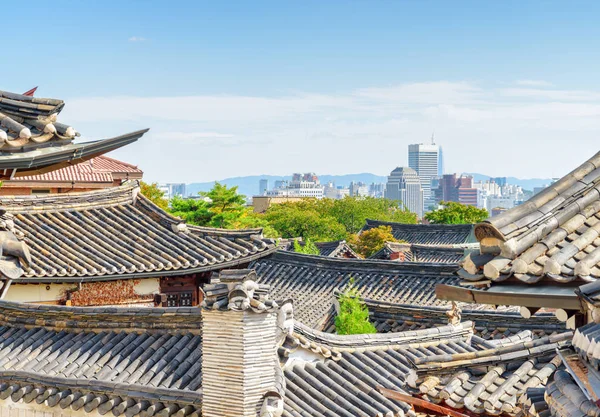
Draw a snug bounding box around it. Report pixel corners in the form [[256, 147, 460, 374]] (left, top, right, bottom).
[[0, 129, 149, 178], [13, 245, 278, 284], [435, 283, 583, 310]]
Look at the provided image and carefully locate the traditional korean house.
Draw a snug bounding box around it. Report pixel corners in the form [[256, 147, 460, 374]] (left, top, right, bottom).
[[249, 251, 564, 339], [0, 89, 276, 307], [0, 269, 574, 417], [0, 156, 143, 195], [0, 182, 275, 306], [436, 150, 600, 330]]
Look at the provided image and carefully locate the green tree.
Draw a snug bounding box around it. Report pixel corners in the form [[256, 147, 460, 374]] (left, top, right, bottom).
[[170, 196, 212, 226], [425, 201, 489, 224], [140, 182, 168, 211], [329, 196, 417, 234], [348, 225, 399, 258], [200, 182, 247, 228], [293, 238, 320, 255], [228, 208, 280, 238], [335, 278, 377, 335], [263, 201, 347, 241]]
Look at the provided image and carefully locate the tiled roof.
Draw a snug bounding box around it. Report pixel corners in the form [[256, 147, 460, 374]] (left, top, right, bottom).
[[411, 332, 572, 415], [459, 150, 600, 285], [90, 155, 143, 174], [284, 321, 572, 417], [0, 300, 203, 417], [365, 298, 566, 340], [1, 182, 275, 282], [0, 90, 77, 145], [0, 272, 573, 417], [369, 242, 468, 264], [531, 323, 600, 417], [11, 155, 143, 184], [251, 251, 465, 330], [362, 219, 477, 247], [0, 90, 148, 178]]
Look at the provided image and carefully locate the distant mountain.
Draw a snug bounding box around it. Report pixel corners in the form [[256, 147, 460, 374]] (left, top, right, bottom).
[[184, 172, 554, 198], [463, 173, 553, 192], [186, 173, 387, 198]]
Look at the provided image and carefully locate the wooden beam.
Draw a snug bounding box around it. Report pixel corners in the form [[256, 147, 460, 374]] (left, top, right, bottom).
[[377, 387, 471, 417], [436, 284, 582, 310], [520, 306, 540, 319]]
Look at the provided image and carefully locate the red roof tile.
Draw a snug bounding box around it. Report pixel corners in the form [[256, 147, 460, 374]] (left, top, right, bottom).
[[11, 156, 142, 184]]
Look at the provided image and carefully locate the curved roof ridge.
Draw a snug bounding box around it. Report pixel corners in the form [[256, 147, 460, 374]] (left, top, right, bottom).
[[0, 298, 202, 331], [187, 224, 265, 238], [365, 218, 474, 230], [0, 181, 139, 212], [268, 250, 459, 273], [293, 319, 474, 352]]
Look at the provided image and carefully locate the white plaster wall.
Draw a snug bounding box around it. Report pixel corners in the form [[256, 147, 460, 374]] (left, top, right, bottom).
[[133, 278, 160, 295], [3, 278, 159, 304], [4, 283, 75, 304]]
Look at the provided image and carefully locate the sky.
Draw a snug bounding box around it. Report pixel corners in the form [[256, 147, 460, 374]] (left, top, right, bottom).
[[4, 1, 600, 183]]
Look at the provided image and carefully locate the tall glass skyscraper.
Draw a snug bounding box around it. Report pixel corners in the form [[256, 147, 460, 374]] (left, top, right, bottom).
[[408, 143, 440, 211], [385, 167, 424, 218]]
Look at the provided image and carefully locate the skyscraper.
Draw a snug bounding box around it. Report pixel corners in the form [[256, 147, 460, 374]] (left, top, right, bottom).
[[259, 179, 269, 195], [385, 167, 424, 218], [408, 142, 440, 210]]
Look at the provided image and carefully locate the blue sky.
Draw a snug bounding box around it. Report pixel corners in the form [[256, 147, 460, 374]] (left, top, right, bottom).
[[5, 1, 600, 182]]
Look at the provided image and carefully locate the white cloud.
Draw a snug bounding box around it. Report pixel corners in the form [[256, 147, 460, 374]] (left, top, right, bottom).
[[515, 80, 553, 87], [61, 81, 600, 182], [128, 36, 147, 42]]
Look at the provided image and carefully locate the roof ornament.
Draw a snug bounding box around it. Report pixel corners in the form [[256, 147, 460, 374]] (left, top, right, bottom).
[[446, 301, 462, 325], [0, 211, 31, 279]]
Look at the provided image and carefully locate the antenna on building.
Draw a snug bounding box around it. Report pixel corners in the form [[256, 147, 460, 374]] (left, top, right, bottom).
[[431, 131, 435, 145]]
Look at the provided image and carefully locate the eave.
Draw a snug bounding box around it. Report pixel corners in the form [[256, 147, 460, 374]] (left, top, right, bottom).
[[0, 129, 148, 179], [435, 282, 584, 311]]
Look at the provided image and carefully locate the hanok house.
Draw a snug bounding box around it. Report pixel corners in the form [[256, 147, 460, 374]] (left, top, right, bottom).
[[0, 268, 576, 417], [250, 250, 565, 339], [0, 88, 276, 307], [0, 155, 143, 195], [0, 181, 275, 306], [436, 149, 600, 330]]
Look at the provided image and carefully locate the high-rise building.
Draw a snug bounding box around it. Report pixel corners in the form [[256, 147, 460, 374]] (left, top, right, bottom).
[[385, 167, 424, 218], [408, 142, 440, 210], [441, 174, 478, 207], [259, 179, 269, 195]]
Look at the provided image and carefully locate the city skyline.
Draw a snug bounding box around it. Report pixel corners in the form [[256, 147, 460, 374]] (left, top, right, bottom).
[[3, 1, 600, 183]]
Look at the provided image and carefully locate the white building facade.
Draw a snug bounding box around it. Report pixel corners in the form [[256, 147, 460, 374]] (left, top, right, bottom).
[[385, 167, 424, 218], [408, 143, 440, 211]]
